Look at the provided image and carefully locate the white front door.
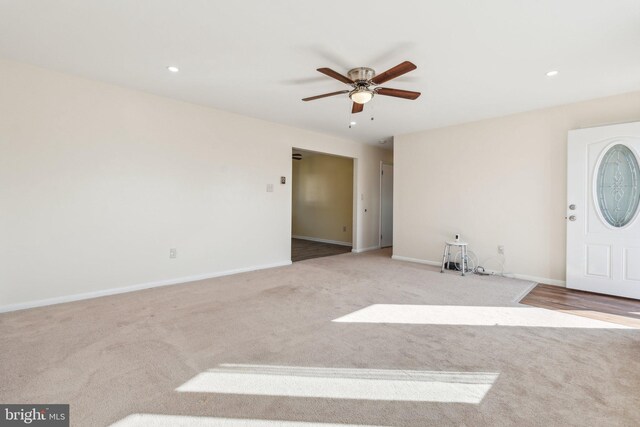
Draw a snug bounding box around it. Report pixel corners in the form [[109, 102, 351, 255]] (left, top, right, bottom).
[[380, 163, 393, 248], [567, 122, 640, 299]]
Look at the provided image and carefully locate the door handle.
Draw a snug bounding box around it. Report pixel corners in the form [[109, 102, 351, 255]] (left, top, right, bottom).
[[568, 215, 576, 221]]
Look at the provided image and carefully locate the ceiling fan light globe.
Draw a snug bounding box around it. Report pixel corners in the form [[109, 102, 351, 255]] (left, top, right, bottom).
[[350, 89, 373, 104]]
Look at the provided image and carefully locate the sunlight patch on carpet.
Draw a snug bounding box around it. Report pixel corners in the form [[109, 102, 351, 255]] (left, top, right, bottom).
[[332, 304, 632, 328], [175, 364, 498, 404]]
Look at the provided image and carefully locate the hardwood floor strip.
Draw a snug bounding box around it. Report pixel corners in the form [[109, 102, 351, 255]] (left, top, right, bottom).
[[524, 285, 640, 311], [520, 284, 640, 328]]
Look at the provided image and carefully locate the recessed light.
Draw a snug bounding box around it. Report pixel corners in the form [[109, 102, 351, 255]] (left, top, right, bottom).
[[350, 121, 357, 126], [546, 70, 558, 77], [167, 66, 180, 73]]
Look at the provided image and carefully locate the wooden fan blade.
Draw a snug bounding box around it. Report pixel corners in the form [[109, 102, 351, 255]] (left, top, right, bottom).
[[317, 68, 354, 84], [302, 90, 349, 101], [376, 87, 421, 100], [352, 102, 364, 114], [371, 61, 417, 85]]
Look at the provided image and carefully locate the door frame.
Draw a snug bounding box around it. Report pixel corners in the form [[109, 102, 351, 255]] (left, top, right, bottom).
[[291, 147, 357, 253], [379, 161, 393, 248]]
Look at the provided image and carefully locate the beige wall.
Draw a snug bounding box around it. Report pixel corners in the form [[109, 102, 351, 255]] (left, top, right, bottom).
[[0, 58, 389, 310], [292, 152, 353, 244], [394, 91, 640, 285]]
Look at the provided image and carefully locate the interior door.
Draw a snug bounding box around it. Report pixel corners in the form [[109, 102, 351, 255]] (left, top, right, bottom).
[[567, 122, 640, 299], [380, 163, 393, 248]]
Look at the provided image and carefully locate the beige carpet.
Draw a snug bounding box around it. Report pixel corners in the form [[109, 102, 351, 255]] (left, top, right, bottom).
[[1, 249, 639, 426]]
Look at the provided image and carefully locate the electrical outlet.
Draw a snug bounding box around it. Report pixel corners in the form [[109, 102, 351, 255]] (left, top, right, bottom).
[[498, 245, 504, 255], [170, 248, 177, 259], [343, 225, 347, 232]]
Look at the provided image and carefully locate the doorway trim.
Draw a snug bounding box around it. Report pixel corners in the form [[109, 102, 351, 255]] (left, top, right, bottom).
[[291, 147, 357, 257], [379, 161, 393, 248]]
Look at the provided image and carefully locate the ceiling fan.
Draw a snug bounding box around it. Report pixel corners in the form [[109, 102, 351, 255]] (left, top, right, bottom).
[[302, 61, 421, 114]]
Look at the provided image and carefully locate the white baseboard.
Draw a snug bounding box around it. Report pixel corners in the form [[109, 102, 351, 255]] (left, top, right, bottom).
[[352, 246, 381, 253], [391, 255, 566, 287], [0, 260, 292, 314], [511, 274, 565, 287], [292, 235, 352, 247]]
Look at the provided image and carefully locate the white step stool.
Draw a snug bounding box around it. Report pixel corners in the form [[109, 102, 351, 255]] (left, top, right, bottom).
[[440, 241, 469, 276]]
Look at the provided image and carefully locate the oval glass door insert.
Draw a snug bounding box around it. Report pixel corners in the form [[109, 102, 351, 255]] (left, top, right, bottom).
[[596, 144, 640, 227]]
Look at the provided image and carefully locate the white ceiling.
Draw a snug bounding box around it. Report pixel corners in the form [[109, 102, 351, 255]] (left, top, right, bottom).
[[1, 0, 639, 147]]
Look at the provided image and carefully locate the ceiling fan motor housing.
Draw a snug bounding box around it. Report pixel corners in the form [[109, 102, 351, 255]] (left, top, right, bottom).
[[348, 67, 375, 84]]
